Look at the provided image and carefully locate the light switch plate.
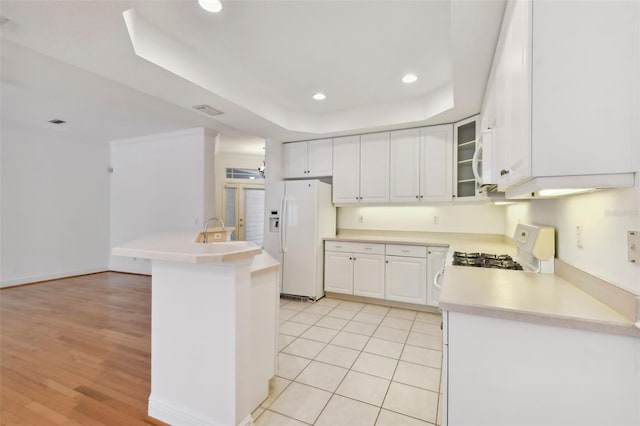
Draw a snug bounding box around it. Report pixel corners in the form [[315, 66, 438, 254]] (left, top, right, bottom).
[[628, 231, 639, 263]]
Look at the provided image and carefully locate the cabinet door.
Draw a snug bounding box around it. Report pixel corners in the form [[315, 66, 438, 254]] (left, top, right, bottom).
[[332, 135, 361, 204], [389, 128, 420, 203], [427, 247, 448, 307], [453, 116, 482, 200], [420, 125, 453, 202], [353, 254, 385, 299], [307, 139, 333, 177], [324, 251, 353, 294], [496, 0, 532, 191], [360, 132, 390, 203], [385, 255, 427, 304], [504, 0, 532, 188], [283, 142, 308, 178]]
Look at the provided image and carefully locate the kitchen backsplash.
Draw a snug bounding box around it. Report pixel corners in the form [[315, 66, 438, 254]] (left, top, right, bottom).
[[337, 203, 506, 235], [505, 177, 640, 295]]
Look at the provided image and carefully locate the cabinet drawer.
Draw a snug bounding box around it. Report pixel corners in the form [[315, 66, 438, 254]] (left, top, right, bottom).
[[351, 243, 385, 255], [325, 241, 385, 255], [386, 244, 427, 258], [325, 241, 357, 253]]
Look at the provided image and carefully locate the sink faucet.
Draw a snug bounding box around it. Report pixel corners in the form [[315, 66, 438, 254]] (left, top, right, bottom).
[[203, 217, 225, 243]]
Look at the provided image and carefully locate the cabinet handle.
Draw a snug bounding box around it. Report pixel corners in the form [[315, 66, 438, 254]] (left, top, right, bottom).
[[355, 196, 359, 200], [416, 195, 419, 199], [359, 197, 363, 200], [420, 195, 423, 199], [500, 169, 510, 176], [365, 247, 372, 250], [385, 260, 389, 264]]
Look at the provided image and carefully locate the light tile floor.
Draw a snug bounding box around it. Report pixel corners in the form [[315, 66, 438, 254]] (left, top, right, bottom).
[[254, 297, 443, 426]]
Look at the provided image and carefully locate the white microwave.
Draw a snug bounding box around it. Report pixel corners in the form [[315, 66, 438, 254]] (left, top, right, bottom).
[[472, 128, 498, 192]]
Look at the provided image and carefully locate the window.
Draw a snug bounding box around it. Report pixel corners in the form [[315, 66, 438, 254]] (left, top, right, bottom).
[[225, 168, 264, 180]]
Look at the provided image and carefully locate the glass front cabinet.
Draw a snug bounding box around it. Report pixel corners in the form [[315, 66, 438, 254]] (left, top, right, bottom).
[[453, 115, 484, 201]]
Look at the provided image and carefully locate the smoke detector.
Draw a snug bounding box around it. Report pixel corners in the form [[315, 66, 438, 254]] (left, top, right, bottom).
[[192, 104, 224, 116]]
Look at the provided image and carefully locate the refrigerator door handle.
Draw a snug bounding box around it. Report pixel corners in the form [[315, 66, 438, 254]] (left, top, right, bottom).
[[280, 197, 287, 253]]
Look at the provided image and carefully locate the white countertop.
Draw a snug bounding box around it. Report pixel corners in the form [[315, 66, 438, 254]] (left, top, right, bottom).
[[250, 252, 280, 275], [325, 230, 516, 255], [112, 231, 263, 264], [325, 229, 639, 337], [439, 266, 640, 337]]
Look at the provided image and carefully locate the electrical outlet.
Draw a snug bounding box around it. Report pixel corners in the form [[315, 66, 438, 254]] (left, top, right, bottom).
[[576, 225, 583, 248], [433, 216, 439, 225], [359, 215, 364, 224], [628, 231, 639, 263]]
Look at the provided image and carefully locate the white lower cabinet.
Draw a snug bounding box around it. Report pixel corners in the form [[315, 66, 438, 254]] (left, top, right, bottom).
[[385, 244, 427, 304], [324, 251, 354, 294], [324, 241, 385, 299], [353, 254, 385, 299], [325, 241, 439, 306], [443, 311, 640, 426]]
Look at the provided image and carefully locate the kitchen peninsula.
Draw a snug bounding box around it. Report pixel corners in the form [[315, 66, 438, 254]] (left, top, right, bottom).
[[113, 231, 279, 426]]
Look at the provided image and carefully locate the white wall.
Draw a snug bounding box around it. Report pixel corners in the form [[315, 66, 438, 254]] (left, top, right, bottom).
[[338, 203, 506, 235], [0, 120, 110, 287], [109, 127, 216, 274], [505, 176, 640, 295]]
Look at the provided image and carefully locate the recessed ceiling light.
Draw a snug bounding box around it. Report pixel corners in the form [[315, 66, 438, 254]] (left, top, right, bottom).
[[198, 0, 222, 13], [312, 93, 326, 101], [402, 73, 418, 83]]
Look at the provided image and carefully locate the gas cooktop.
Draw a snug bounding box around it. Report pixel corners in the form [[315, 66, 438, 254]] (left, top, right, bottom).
[[452, 251, 524, 271]]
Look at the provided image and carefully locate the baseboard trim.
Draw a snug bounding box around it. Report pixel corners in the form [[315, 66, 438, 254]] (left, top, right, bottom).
[[148, 397, 251, 426], [0, 267, 108, 289], [324, 292, 440, 313], [148, 398, 213, 426]]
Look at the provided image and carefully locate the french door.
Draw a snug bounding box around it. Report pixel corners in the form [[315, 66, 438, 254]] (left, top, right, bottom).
[[223, 181, 265, 246]]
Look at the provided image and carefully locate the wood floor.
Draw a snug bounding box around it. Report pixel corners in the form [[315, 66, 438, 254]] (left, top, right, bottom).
[[1, 272, 153, 425]]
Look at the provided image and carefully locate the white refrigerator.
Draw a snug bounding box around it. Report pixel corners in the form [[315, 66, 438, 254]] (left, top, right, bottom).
[[264, 180, 336, 300]]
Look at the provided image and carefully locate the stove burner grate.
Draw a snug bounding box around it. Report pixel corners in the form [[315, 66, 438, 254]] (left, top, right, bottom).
[[452, 251, 524, 270]]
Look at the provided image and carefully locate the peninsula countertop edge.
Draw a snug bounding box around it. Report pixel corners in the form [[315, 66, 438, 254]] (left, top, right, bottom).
[[112, 230, 264, 265]]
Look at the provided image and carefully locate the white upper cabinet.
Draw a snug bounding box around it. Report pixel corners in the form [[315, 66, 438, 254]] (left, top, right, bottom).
[[332, 133, 389, 204], [306, 139, 333, 177], [420, 125, 453, 202], [283, 139, 332, 179], [453, 116, 483, 200], [359, 132, 390, 203], [283, 141, 307, 178], [332, 135, 361, 204], [389, 128, 421, 202], [493, 0, 531, 191], [486, 0, 638, 195], [390, 126, 453, 203]]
